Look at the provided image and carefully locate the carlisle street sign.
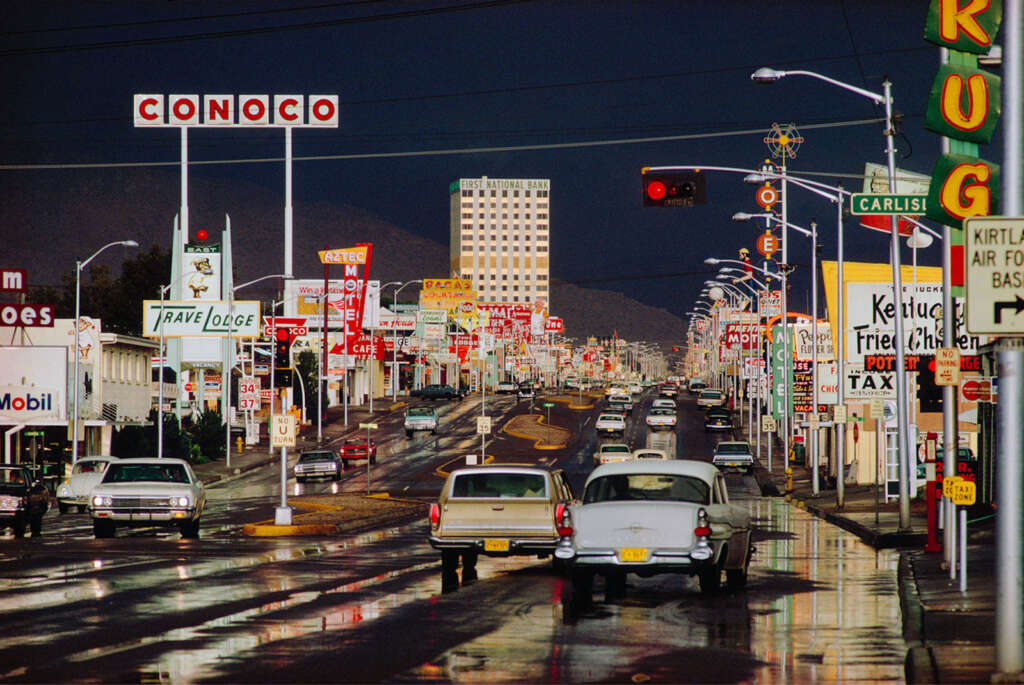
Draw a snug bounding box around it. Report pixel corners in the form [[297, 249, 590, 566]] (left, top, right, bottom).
[[850, 193, 929, 216]]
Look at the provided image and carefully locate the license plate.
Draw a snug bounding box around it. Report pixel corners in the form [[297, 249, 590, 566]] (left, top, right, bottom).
[[484, 539, 510, 552], [619, 547, 648, 563]]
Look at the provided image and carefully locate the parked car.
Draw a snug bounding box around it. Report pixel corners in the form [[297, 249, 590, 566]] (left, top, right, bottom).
[[404, 406, 439, 437], [294, 449, 343, 483], [496, 380, 518, 394], [88, 458, 205, 539], [645, 407, 677, 431], [595, 413, 626, 436], [56, 455, 119, 513], [555, 460, 752, 601], [711, 441, 755, 473], [410, 384, 463, 400], [632, 448, 670, 461], [688, 378, 707, 394], [607, 394, 633, 414], [651, 398, 676, 410], [341, 437, 377, 464], [428, 465, 576, 579], [0, 465, 49, 537], [697, 388, 727, 409], [704, 407, 733, 432], [594, 443, 632, 465]]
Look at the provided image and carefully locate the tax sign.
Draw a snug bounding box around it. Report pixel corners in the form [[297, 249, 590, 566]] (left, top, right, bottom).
[[724, 323, 759, 350]]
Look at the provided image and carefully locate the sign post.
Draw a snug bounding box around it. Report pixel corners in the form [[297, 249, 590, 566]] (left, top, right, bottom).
[[359, 422, 377, 494], [271, 413, 296, 525]]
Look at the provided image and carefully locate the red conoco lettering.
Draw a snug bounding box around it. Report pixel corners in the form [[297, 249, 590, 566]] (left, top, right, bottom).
[[207, 97, 231, 123], [139, 98, 160, 121], [242, 98, 266, 122], [311, 98, 336, 122], [277, 98, 300, 122], [172, 98, 196, 121]]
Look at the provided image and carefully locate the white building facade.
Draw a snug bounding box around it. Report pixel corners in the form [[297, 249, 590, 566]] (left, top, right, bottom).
[[449, 177, 550, 304]]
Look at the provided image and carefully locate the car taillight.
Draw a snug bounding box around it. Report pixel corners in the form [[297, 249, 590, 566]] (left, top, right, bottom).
[[694, 507, 711, 538], [555, 504, 573, 537], [429, 503, 440, 527], [694, 526, 711, 537]]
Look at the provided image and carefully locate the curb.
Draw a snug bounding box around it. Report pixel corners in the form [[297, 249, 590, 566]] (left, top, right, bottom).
[[803, 501, 930, 549], [502, 414, 569, 450], [898, 552, 938, 684]]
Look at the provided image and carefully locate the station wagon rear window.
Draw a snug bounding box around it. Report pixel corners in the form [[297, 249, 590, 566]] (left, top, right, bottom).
[[584, 474, 710, 505], [451, 472, 547, 498]]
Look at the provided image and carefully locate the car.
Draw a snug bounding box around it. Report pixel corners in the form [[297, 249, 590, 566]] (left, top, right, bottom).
[[627, 382, 643, 395], [658, 384, 678, 398], [518, 382, 537, 400], [645, 407, 677, 431], [651, 398, 675, 410], [554, 460, 752, 600], [595, 413, 626, 436], [704, 407, 733, 432], [428, 465, 576, 581], [594, 443, 632, 465], [0, 465, 50, 537], [404, 406, 439, 437], [607, 394, 633, 414], [410, 384, 464, 400], [605, 383, 628, 397], [56, 455, 119, 513], [294, 449, 343, 482], [341, 437, 377, 464], [711, 441, 755, 473], [496, 380, 518, 394], [605, 401, 629, 418], [88, 458, 205, 539], [632, 448, 670, 461], [688, 378, 707, 394], [697, 388, 727, 409]]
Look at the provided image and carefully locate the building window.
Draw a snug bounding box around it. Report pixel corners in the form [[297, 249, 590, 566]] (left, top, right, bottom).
[[537, 274, 548, 281], [537, 246, 549, 252]]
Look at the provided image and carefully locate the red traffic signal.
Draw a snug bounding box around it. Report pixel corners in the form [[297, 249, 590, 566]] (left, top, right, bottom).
[[642, 169, 707, 207]]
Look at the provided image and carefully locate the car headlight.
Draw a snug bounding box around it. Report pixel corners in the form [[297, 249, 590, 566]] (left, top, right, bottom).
[[92, 495, 112, 507], [175, 496, 190, 507]]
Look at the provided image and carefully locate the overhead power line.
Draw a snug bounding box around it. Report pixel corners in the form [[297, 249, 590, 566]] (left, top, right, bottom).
[[0, 117, 886, 171]]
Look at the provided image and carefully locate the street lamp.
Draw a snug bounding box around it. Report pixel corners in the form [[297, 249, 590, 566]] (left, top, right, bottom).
[[391, 280, 422, 401], [73, 240, 138, 463], [752, 65, 915, 529]]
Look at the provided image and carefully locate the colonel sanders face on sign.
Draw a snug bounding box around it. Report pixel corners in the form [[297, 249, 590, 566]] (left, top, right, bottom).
[[191, 257, 213, 275]]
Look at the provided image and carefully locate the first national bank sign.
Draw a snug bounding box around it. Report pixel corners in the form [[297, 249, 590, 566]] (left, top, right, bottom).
[[133, 94, 338, 127]]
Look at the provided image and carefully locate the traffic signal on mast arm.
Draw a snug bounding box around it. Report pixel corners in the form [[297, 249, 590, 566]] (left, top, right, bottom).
[[274, 328, 292, 370], [642, 168, 707, 207], [916, 355, 943, 413]]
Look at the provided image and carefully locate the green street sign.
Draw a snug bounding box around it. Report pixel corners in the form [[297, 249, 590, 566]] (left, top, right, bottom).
[[542, 402, 555, 407], [24, 430, 44, 437], [850, 193, 929, 216]]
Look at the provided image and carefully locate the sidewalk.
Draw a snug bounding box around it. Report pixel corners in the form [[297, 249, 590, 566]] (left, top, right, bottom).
[[748, 424, 999, 683]]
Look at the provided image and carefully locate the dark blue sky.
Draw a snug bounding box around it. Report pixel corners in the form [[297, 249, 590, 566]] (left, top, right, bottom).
[[2, 1, 988, 321]]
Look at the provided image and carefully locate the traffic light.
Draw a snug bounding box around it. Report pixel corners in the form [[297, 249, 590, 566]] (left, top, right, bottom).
[[274, 328, 292, 370], [916, 355, 943, 413], [642, 169, 707, 207]]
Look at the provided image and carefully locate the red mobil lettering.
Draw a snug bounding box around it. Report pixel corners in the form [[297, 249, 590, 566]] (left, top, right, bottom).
[[204, 95, 233, 125], [240, 96, 269, 125], [308, 96, 338, 126], [274, 95, 302, 124], [169, 95, 199, 125], [134, 94, 164, 126]]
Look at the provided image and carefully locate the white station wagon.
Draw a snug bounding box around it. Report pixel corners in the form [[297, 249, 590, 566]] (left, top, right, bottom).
[[556, 460, 752, 602]]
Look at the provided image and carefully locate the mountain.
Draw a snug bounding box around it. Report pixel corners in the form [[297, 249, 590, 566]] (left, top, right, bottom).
[[1, 168, 686, 342]]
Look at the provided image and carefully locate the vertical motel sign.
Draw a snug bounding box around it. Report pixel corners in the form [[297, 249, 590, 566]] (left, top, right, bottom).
[[923, 0, 1002, 231]]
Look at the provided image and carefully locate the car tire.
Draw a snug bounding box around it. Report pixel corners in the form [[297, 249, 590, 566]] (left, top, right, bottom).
[[570, 568, 593, 605], [58, 502, 69, 515], [12, 518, 26, 538], [605, 570, 627, 601], [405, 431, 413, 438], [180, 519, 200, 539], [93, 520, 115, 538], [699, 564, 721, 595], [30, 515, 42, 537]]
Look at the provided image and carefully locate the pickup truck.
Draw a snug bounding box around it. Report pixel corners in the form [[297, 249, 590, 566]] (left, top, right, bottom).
[[428, 465, 576, 583], [404, 406, 438, 437]]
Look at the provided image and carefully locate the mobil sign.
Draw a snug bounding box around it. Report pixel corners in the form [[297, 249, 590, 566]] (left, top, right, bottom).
[[724, 323, 758, 350]]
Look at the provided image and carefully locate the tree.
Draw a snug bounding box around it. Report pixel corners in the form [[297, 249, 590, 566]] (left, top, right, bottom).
[[295, 350, 324, 421]]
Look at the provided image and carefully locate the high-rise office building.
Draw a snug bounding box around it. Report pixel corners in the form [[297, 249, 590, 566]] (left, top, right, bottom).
[[449, 177, 550, 304]]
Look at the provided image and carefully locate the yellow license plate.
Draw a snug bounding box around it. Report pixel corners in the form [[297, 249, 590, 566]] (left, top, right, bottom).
[[620, 547, 649, 563], [484, 539, 510, 552]]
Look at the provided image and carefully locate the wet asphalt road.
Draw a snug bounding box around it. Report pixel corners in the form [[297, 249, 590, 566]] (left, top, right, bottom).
[[0, 389, 907, 682]]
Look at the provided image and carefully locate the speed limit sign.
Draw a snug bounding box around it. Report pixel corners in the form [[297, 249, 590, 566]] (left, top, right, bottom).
[[756, 183, 778, 210]]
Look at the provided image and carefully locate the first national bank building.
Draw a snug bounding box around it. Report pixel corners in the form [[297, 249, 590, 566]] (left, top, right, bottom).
[[449, 177, 550, 304]]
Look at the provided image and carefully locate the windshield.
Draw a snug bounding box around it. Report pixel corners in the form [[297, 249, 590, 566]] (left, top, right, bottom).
[[451, 472, 547, 498], [72, 460, 110, 475], [584, 474, 710, 504], [299, 452, 336, 463], [715, 443, 750, 454], [650, 408, 674, 416], [103, 463, 190, 484], [0, 468, 29, 486], [700, 390, 722, 399], [602, 445, 630, 453], [598, 414, 622, 421]]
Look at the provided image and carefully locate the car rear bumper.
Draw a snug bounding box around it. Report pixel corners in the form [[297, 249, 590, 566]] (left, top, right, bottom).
[[428, 535, 559, 556], [566, 546, 718, 575]]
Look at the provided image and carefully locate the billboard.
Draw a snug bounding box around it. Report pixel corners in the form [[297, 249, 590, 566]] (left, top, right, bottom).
[[420, 279, 475, 315], [284, 279, 380, 331], [0, 347, 68, 423]]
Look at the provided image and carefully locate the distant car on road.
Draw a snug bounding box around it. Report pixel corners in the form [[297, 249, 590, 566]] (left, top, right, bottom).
[[496, 381, 518, 394], [341, 437, 377, 465], [645, 407, 677, 431], [56, 455, 119, 513], [404, 406, 439, 437], [411, 384, 464, 400], [607, 394, 633, 414], [688, 378, 707, 394], [711, 441, 755, 473], [518, 382, 537, 400], [594, 443, 632, 465], [0, 465, 49, 537], [88, 458, 205, 539], [632, 448, 670, 461], [697, 388, 727, 409], [294, 449, 343, 483], [595, 413, 626, 436], [651, 398, 675, 410], [704, 407, 733, 432], [658, 384, 678, 398]]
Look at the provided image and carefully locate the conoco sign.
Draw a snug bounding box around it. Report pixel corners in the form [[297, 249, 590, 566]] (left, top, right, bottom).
[[134, 94, 339, 128]]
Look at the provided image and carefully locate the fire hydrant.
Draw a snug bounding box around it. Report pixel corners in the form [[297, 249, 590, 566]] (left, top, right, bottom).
[[236, 436, 243, 452], [785, 467, 793, 493]]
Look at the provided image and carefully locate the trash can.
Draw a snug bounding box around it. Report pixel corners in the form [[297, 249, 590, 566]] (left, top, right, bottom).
[[792, 443, 806, 466]]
